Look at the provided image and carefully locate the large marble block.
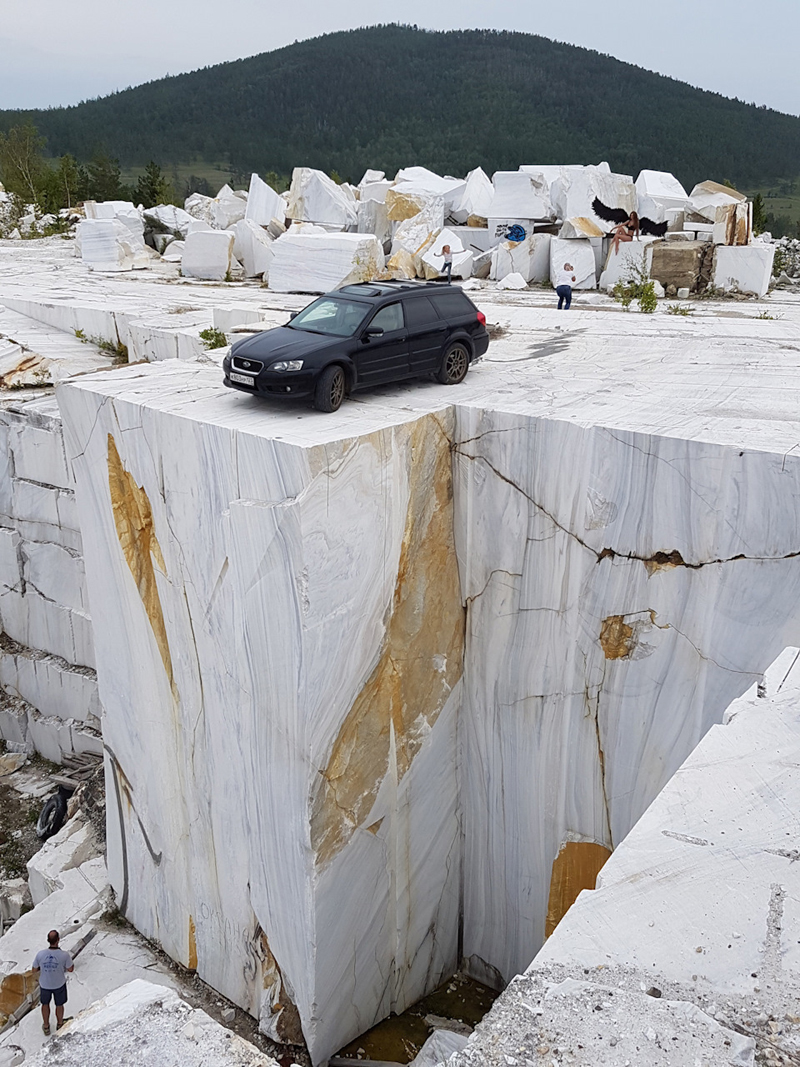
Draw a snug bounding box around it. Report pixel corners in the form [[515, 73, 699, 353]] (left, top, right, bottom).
[[388, 167, 466, 220], [490, 233, 551, 283], [598, 236, 659, 290], [713, 244, 774, 296], [57, 365, 463, 1063], [452, 410, 800, 987], [490, 171, 553, 222], [635, 169, 690, 222], [689, 180, 746, 223], [287, 168, 358, 230], [452, 167, 494, 224], [269, 231, 384, 293], [231, 219, 275, 279], [551, 166, 635, 226], [245, 173, 285, 228], [181, 230, 235, 281], [77, 219, 149, 273], [549, 237, 596, 289]]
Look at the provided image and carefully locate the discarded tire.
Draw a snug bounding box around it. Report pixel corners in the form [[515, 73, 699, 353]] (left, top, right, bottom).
[[36, 789, 68, 840]]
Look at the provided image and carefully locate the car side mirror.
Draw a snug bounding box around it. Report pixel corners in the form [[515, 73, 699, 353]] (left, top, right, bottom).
[[364, 327, 384, 340], [288, 311, 298, 321]]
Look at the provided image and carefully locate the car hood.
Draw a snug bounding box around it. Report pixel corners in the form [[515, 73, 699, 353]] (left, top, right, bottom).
[[231, 327, 343, 362]]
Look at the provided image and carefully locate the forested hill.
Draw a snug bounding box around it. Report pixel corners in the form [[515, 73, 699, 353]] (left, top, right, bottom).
[[2, 25, 799, 188]]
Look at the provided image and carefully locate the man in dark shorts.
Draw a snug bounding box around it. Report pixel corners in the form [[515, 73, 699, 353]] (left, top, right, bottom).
[[32, 929, 74, 1034]]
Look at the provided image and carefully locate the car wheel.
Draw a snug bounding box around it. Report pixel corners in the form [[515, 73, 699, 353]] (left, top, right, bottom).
[[436, 342, 470, 385], [37, 789, 69, 840], [314, 365, 346, 412]]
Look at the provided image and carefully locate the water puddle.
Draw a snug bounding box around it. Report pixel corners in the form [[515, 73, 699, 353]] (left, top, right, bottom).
[[335, 972, 499, 1063]]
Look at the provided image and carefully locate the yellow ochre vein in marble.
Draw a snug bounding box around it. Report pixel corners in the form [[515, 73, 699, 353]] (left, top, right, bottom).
[[107, 434, 175, 697], [311, 413, 465, 869], [545, 841, 612, 938]]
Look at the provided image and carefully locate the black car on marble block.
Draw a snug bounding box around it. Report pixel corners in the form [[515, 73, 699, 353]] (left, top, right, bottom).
[[222, 280, 490, 412]]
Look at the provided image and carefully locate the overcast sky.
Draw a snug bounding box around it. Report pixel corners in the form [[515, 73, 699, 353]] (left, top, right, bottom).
[[1, 0, 798, 116]]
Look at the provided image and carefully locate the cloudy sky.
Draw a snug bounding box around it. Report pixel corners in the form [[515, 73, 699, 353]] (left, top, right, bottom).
[[1, 0, 798, 115]]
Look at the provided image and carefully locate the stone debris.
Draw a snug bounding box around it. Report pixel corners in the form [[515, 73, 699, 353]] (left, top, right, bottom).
[[268, 230, 384, 292], [410, 1027, 469, 1066], [27, 815, 98, 905], [287, 167, 358, 230], [26, 980, 277, 1066], [496, 271, 528, 290], [180, 230, 236, 281]]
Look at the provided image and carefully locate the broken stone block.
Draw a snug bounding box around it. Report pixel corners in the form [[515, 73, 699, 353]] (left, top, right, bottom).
[[411, 1028, 469, 1066], [689, 180, 746, 223], [286, 168, 358, 230], [180, 231, 235, 281], [184, 192, 216, 226], [552, 166, 636, 227], [357, 197, 392, 249], [490, 171, 553, 223], [162, 240, 185, 263], [268, 231, 384, 292], [359, 179, 392, 205], [388, 167, 466, 221], [243, 174, 283, 229], [713, 244, 775, 297], [83, 200, 144, 241], [451, 167, 494, 224], [391, 198, 445, 263], [550, 237, 596, 289], [143, 204, 194, 239], [210, 184, 247, 229], [635, 170, 690, 222], [598, 237, 659, 291], [490, 233, 552, 283], [231, 219, 274, 279], [496, 272, 528, 290], [559, 217, 605, 239], [27, 815, 99, 905], [359, 169, 385, 187], [77, 219, 149, 272], [0, 878, 31, 925], [713, 201, 752, 246], [650, 240, 711, 293]]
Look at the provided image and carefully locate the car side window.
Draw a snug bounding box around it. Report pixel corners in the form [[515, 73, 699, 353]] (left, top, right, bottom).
[[368, 303, 404, 333], [403, 297, 439, 327], [429, 292, 473, 318]]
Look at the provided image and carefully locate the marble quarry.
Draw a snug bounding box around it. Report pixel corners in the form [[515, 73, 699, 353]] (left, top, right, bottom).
[[0, 160, 795, 1063]]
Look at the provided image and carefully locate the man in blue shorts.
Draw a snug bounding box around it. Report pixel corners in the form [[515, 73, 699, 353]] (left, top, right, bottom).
[[32, 929, 74, 1034]]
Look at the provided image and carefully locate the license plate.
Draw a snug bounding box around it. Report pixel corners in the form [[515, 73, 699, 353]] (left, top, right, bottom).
[[230, 372, 255, 386]]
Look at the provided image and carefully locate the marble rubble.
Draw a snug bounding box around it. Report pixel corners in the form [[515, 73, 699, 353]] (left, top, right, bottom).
[[268, 230, 384, 292], [26, 980, 277, 1067], [447, 647, 800, 1066]]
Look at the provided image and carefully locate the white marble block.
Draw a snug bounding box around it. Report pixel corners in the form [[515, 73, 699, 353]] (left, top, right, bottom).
[[143, 204, 195, 239], [83, 200, 144, 241], [689, 180, 746, 223], [490, 171, 553, 222], [451, 167, 494, 223], [181, 230, 236, 281], [77, 219, 149, 273], [713, 244, 775, 296], [245, 173, 285, 228], [635, 169, 690, 222], [269, 231, 384, 293], [598, 236, 659, 290], [287, 168, 358, 230], [490, 233, 552, 283], [231, 219, 275, 279], [549, 237, 596, 289], [552, 166, 636, 226], [212, 183, 248, 229], [58, 366, 463, 1063]]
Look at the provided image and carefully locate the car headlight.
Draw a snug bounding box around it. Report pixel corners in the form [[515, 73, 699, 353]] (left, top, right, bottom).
[[271, 359, 304, 372]]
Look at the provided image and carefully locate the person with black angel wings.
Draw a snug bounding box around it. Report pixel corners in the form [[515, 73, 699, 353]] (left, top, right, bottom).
[[592, 197, 668, 253]]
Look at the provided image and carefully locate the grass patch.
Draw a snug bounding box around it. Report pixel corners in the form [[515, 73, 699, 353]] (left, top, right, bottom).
[[199, 327, 228, 350]]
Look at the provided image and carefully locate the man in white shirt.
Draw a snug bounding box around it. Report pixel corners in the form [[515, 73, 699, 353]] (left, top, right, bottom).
[[556, 262, 577, 310], [32, 929, 74, 1034]]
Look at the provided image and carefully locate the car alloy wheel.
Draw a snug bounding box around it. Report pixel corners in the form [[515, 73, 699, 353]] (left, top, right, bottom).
[[436, 343, 469, 385], [314, 365, 346, 412]]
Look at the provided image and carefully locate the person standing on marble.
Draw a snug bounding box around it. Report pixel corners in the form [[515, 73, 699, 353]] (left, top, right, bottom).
[[555, 262, 576, 310], [440, 244, 453, 284], [33, 929, 74, 1034]]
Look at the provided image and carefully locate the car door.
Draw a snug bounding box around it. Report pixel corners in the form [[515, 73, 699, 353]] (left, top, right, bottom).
[[352, 302, 409, 387], [403, 296, 447, 375]]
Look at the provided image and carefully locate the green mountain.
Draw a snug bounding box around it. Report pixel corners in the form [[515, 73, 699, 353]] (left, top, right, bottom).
[[2, 25, 799, 189]]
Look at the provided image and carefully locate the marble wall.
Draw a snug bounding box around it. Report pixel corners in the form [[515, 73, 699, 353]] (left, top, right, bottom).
[[453, 408, 800, 984]]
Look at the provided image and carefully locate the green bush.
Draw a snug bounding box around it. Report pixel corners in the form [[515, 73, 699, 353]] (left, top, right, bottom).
[[199, 327, 228, 349]]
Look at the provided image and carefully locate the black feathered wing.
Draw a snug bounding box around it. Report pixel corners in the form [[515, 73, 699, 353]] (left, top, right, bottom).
[[639, 217, 669, 237], [591, 197, 630, 225]]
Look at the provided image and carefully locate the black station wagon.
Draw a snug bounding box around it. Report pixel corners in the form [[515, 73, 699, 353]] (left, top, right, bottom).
[[223, 280, 490, 412]]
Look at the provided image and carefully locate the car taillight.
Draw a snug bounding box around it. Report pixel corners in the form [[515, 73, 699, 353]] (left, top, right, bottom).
[[476, 311, 486, 326]]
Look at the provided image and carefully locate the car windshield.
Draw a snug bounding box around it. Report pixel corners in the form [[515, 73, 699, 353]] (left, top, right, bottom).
[[288, 297, 370, 337]]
